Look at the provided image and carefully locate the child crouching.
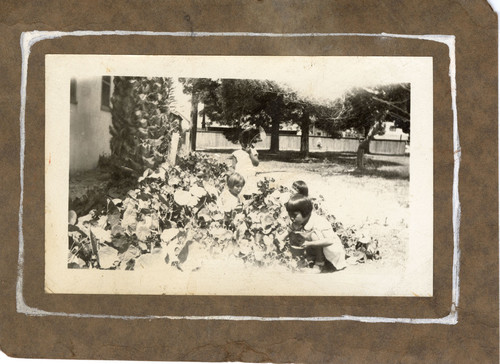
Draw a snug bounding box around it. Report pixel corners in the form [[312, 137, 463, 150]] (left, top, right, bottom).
[[286, 194, 347, 273]]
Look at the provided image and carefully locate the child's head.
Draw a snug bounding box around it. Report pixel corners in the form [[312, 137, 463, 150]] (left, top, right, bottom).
[[239, 127, 260, 150], [227, 173, 245, 197], [292, 180, 309, 197], [285, 194, 313, 228]]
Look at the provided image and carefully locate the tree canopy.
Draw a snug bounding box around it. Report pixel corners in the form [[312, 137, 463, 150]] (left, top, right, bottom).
[[316, 83, 411, 137], [180, 78, 342, 153], [178, 78, 410, 157]]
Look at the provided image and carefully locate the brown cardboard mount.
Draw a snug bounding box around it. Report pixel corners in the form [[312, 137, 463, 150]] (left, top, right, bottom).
[[0, 1, 498, 362]]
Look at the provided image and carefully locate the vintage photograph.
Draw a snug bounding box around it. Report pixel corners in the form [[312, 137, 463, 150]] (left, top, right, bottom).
[[45, 55, 433, 296]]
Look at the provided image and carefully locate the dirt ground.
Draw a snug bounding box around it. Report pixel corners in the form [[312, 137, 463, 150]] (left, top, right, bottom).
[[261, 158, 409, 273], [211, 151, 410, 275], [69, 168, 111, 200]]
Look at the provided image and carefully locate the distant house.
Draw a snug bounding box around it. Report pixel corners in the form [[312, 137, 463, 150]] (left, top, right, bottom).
[[373, 121, 409, 141], [341, 128, 361, 138], [340, 121, 409, 141], [308, 124, 330, 136]]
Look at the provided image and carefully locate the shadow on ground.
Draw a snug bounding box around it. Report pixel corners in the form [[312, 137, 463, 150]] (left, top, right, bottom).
[[348, 168, 409, 180], [204, 149, 409, 180], [206, 149, 405, 167]]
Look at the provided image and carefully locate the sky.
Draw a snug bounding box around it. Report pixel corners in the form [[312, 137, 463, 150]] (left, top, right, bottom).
[[171, 76, 389, 120], [172, 80, 192, 118]]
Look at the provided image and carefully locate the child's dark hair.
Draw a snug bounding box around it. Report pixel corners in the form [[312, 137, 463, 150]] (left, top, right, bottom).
[[227, 172, 246, 188], [285, 194, 313, 218], [239, 127, 259, 148], [292, 180, 309, 197]]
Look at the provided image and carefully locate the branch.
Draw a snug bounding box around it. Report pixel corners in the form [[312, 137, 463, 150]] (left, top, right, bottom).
[[387, 110, 410, 123], [371, 96, 410, 117]]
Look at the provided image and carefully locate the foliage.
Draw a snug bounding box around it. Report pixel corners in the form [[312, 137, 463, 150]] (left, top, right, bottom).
[[178, 78, 221, 116], [68, 152, 227, 270], [109, 77, 179, 176], [68, 186, 108, 220], [189, 78, 337, 153], [176, 152, 230, 181], [68, 153, 380, 272], [178, 78, 222, 150], [316, 83, 411, 137], [181, 78, 410, 157]]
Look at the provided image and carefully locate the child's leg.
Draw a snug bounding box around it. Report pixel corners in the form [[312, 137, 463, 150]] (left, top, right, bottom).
[[306, 247, 325, 273], [306, 231, 325, 266], [304, 247, 316, 266], [323, 235, 347, 271], [312, 247, 326, 274], [314, 246, 325, 265]]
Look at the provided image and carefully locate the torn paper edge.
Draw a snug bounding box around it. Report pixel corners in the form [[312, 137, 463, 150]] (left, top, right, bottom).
[[17, 30, 459, 324]]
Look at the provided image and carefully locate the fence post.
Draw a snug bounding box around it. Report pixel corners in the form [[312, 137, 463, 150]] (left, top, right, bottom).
[[168, 132, 180, 164]]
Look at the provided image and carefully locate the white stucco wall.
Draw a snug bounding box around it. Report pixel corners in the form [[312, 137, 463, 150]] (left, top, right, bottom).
[[70, 77, 113, 174]]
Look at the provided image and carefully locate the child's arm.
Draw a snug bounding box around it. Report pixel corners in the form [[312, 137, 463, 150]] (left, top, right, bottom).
[[301, 229, 335, 248], [229, 154, 237, 170], [248, 147, 259, 167], [288, 230, 306, 247]]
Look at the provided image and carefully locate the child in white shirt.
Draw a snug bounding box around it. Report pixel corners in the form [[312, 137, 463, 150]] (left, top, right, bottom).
[[219, 173, 246, 213], [230, 127, 262, 197], [286, 194, 346, 273]]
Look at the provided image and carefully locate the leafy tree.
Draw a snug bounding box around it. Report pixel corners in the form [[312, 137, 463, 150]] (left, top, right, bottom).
[[187, 77, 391, 159], [110, 77, 179, 175], [318, 83, 410, 169], [178, 78, 221, 151], [252, 82, 288, 152], [201, 79, 292, 152], [278, 92, 341, 158], [378, 84, 410, 134]]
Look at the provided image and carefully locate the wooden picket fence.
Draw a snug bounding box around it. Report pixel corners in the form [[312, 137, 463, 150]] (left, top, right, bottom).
[[196, 131, 407, 155]]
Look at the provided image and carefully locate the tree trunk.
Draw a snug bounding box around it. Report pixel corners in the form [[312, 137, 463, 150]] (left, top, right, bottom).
[[201, 108, 206, 129], [190, 93, 199, 151], [110, 77, 175, 175], [267, 97, 282, 153], [356, 121, 383, 170], [270, 115, 280, 153], [356, 140, 369, 169], [300, 112, 310, 158]]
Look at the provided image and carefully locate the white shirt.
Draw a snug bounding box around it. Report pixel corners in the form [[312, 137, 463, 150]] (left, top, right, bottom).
[[231, 148, 259, 195], [218, 188, 241, 212], [303, 213, 347, 270]]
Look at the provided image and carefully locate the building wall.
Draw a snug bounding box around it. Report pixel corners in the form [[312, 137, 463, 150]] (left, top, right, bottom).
[[70, 77, 113, 174]]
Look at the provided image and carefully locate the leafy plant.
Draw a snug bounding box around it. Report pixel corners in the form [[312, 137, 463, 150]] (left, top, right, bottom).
[[68, 152, 380, 271]]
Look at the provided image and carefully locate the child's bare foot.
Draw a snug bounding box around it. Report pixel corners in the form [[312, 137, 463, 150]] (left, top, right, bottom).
[[310, 261, 325, 273], [309, 264, 322, 273]]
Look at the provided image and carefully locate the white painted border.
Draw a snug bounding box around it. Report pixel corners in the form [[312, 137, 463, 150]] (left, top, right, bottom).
[[18, 30, 459, 324]]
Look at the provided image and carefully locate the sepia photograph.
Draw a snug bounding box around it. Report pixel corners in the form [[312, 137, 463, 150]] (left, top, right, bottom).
[[45, 55, 432, 296]]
